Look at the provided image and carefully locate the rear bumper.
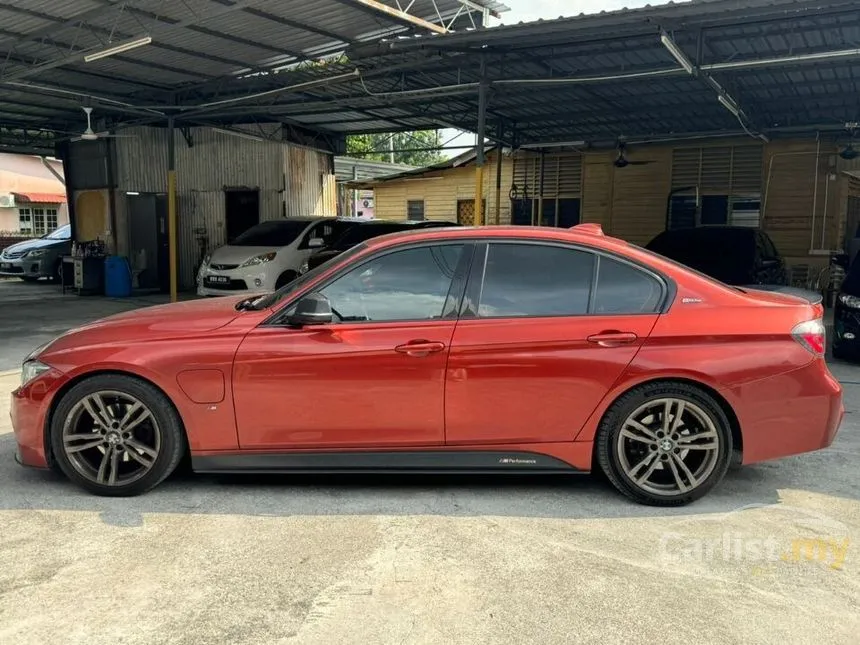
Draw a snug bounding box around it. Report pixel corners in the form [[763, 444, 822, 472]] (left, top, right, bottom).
[[728, 359, 843, 465]]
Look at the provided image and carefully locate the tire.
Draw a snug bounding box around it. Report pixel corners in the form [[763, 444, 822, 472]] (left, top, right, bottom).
[[831, 344, 848, 361], [595, 381, 733, 507], [49, 374, 186, 497], [51, 259, 62, 283], [275, 270, 298, 289]]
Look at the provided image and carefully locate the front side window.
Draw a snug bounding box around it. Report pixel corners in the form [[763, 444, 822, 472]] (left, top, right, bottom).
[[319, 244, 464, 322], [477, 243, 594, 317]]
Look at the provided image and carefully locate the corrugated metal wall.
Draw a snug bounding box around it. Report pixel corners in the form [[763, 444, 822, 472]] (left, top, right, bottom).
[[113, 126, 335, 288]]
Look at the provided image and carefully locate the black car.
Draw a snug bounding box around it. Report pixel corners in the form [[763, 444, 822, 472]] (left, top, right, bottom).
[[645, 226, 787, 286], [833, 253, 860, 359], [303, 219, 459, 272]]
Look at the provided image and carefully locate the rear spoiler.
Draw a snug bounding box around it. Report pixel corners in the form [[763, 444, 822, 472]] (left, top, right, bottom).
[[742, 284, 823, 306]]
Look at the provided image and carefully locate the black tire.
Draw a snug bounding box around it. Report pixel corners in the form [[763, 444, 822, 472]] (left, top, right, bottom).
[[831, 344, 848, 361], [275, 270, 298, 289], [50, 374, 186, 497], [595, 381, 733, 507], [51, 259, 62, 283]]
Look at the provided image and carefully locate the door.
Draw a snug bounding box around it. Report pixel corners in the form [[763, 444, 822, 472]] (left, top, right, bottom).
[[445, 242, 665, 445], [225, 189, 260, 242], [233, 242, 470, 450]]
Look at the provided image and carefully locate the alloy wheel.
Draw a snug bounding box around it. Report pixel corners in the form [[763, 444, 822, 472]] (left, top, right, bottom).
[[61, 390, 161, 487], [615, 397, 721, 497]]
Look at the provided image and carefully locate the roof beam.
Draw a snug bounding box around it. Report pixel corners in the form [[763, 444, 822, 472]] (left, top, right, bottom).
[[333, 0, 447, 34]]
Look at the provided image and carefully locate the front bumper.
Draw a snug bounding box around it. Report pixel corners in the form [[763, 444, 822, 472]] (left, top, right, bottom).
[[11, 369, 68, 469], [196, 265, 276, 297], [0, 256, 47, 278]]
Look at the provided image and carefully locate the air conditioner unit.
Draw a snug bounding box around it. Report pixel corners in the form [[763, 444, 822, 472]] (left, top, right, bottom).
[[0, 194, 15, 208]]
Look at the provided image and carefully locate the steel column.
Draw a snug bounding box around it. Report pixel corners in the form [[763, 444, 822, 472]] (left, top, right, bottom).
[[167, 116, 178, 303], [474, 58, 488, 226]]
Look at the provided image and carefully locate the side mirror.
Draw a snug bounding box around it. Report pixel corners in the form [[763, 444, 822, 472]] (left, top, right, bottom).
[[288, 293, 333, 327], [308, 237, 325, 249]]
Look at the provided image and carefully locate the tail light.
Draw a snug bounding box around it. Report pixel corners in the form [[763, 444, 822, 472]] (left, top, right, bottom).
[[792, 319, 826, 356]]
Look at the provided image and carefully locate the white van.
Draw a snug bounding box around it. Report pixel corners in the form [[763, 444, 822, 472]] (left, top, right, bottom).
[[197, 216, 354, 297]]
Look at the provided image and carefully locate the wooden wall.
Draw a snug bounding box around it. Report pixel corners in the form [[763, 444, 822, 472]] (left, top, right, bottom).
[[373, 150, 513, 224], [370, 138, 852, 269]]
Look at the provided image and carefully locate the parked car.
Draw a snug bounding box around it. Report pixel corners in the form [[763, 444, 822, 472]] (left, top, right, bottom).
[[832, 252, 860, 359], [13, 223, 841, 506], [196, 217, 353, 297], [645, 226, 787, 285], [0, 224, 71, 282], [303, 219, 459, 273]]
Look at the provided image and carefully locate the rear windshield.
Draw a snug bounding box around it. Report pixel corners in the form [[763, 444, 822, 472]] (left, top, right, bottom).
[[646, 228, 755, 283], [231, 220, 308, 246], [332, 222, 417, 249]]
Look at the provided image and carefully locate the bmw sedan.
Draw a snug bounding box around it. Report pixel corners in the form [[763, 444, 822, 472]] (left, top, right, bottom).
[[11, 224, 843, 506]]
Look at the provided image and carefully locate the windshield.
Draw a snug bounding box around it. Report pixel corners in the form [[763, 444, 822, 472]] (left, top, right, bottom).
[[231, 220, 309, 247], [252, 242, 369, 309], [842, 253, 860, 296], [331, 222, 416, 249], [44, 225, 71, 240]]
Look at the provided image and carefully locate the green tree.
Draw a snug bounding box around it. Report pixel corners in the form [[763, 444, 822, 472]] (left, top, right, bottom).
[[347, 130, 445, 167]]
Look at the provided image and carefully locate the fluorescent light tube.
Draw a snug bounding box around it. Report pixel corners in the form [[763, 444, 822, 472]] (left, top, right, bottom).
[[660, 33, 694, 75], [84, 36, 152, 63]]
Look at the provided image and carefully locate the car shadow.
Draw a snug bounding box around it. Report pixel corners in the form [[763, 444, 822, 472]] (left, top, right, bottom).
[[2, 429, 857, 528]]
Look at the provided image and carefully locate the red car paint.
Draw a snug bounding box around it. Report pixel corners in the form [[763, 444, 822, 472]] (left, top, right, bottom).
[[12, 225, 843, 474]]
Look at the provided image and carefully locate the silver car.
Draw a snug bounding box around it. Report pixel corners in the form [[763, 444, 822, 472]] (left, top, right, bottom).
[[0, 224, 71, 282]]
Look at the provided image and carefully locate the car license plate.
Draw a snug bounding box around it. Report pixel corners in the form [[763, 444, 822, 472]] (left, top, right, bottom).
[[208, 275, 229, 284]]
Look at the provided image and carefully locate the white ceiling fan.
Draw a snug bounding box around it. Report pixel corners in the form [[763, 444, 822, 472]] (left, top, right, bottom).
[[71, 107, 138, 142]]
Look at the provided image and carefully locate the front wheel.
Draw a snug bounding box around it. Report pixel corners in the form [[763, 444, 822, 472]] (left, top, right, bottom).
[[595, 382, 733, 506], [50, 375, 186, 496]]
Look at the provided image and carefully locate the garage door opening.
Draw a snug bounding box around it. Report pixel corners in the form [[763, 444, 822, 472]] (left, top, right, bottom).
[[225, 189, 260, 242]]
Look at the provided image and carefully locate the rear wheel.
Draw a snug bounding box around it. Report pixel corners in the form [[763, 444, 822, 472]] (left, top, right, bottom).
[[50, 375, 186, 496], [596, 382, 732, 506], [51, 259, 63, 283], [275, 270, 298, 289]]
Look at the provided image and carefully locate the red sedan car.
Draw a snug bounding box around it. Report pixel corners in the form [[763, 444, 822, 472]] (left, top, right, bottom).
[[11, 224, 843, 506]]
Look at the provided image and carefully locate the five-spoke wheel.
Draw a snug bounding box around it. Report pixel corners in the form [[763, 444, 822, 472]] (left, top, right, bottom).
[[51, 375, 185, 496], [597, 382, 732, 506]]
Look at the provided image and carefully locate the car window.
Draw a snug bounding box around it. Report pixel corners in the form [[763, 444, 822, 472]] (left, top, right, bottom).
[[318, 244, 464, 322], [231, 220, 308, 246], [593, 256, 663, 314], [301, 220, 354, 248], [759, 232, 779, 258], [331, 222, 417, 249], [477, 243, 594, 317], [45, 225, 71, 240]]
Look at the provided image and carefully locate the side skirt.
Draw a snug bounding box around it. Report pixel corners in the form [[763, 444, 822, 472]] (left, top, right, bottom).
[[192, 450, 583, 475]]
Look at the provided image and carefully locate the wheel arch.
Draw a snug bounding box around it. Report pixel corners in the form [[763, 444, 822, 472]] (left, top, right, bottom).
[[43, 368, 189, 469], [587, 376, 743, 459]]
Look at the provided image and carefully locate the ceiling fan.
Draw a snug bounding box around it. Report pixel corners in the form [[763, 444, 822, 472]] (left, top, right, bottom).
[[839, 122, 859, 160], [613, 142, 656, 168], [70, 107, 137, 142]]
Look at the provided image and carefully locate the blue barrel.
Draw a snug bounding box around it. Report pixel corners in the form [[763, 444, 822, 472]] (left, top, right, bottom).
[[104, 256, 132, 297]]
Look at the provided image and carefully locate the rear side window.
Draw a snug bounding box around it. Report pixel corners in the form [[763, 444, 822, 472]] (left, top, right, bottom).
[[477, 243, 594, 317], [593, 256, 663, 314]]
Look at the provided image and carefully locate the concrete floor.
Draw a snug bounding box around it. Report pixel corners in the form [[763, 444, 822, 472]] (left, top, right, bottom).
[[1, 278, 859, 644]]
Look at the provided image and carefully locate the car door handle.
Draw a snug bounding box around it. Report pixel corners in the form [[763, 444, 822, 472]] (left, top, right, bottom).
[[394, 340, 447, 356], [586, 331, 638, 347]]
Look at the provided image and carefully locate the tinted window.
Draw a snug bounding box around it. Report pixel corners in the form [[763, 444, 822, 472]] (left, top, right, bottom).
[[646, 228, 755, 284], [232, 220, 308, 246], [593, 257, 663, 314], [477, 243, 594, 317], [320, 244, 463, 322], [303, 220, 354, 247]]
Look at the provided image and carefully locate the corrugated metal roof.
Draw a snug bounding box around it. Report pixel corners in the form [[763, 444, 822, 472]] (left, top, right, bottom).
[[334, 156, 415, 181]]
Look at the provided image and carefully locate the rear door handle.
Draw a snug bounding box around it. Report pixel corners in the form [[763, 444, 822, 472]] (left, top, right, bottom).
[[586, 331, 638, 347], [394, 340, 447, 356]]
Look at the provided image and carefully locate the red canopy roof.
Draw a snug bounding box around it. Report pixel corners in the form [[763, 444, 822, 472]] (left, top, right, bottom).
[[12, 192, 66, 204]]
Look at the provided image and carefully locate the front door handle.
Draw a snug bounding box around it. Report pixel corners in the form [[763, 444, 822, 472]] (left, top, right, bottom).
[[395, 340, 447, 357], [586, 331, 638, 347]]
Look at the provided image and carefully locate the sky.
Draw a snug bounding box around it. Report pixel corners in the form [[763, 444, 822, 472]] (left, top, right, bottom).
[[438, 0, 653, 157]]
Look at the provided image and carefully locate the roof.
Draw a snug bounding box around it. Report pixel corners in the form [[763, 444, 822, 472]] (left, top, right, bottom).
[[176, 0, 860, 149], [346, 146, 498, 187], [11, 192, 66, 204], [334, 156, 415, 182], [0, 0, 507, 154]]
